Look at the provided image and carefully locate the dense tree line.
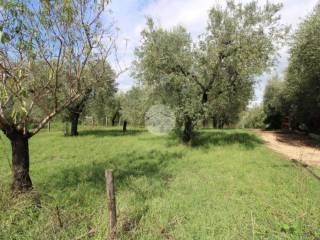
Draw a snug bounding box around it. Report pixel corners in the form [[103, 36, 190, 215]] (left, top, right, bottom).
[[262, 3, 320, 132], [2, 0, 314, 193]]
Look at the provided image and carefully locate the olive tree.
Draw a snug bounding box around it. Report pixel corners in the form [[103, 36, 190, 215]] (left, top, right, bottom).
[[198, 0, 288, 128], [0, 0, 111, 192], [68, 55, 117, 136], [83, 68, 117, 127], [133, 1, 287, 143], [133, 19, 202, 143]]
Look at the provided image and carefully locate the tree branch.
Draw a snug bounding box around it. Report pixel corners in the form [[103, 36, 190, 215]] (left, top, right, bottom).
[[29, 94, 81, 137]]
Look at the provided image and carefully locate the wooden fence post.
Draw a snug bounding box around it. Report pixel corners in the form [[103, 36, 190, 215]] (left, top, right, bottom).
[[105, 170, 117, 238]]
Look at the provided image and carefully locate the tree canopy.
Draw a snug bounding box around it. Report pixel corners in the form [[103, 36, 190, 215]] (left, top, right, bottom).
[[133, 0, 288, 143], [0, 0, 113, 191]]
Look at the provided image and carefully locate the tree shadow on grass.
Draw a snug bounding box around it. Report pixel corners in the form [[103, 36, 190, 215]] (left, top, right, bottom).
[[45, 149, 182, 191], [291, 159, 320, 182], [78, 129, 145, 137], [41, 149, 184, 236], [191, 131, 263, 149]]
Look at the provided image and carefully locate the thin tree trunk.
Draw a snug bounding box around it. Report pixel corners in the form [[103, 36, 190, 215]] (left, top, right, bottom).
[[68, 89, 92, 136], [70, 111, 80, 136], [182, 117, 193, 144], [202, 119, 208, 128], [112, 113, 117, 126], [11, 133, 32, 192], [122, 120, 127, 133], [219, 119, 225, 129], [202, 91, 208, 128], [212, 117, 218, 129]]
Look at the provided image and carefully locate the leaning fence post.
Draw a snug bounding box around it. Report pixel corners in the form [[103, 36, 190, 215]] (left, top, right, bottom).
[[105, 169, 117, 238]]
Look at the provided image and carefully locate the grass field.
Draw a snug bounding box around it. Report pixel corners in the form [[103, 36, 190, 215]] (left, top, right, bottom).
[[1, 127, 320, 239]]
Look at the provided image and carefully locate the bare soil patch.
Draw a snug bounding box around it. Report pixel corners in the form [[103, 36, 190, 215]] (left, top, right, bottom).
[[254, 130, 320, 166]]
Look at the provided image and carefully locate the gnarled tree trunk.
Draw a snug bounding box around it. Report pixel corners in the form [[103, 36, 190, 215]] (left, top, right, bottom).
[[68, 89, 92, 136], [10, 132, 32, 192]]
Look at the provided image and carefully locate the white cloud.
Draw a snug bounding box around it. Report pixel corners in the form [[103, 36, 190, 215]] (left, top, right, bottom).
[[108, 0, 319, 102], [143, 0, 213, 35]]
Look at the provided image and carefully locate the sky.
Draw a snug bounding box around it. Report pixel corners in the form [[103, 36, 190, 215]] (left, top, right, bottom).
[[106, 0, 318, 105]]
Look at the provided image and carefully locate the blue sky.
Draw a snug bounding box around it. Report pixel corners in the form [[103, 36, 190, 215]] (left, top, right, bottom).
[[106, 0, 318, 105]]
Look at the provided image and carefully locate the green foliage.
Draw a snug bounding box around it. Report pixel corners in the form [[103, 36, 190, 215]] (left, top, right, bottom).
[[82, 60, 117, 125], [284, 3, 320, 131], [198, 0, 288, 126], [133, 1, 288, 139], [261, 3, 320, 132], [104, 94, 122, 126], [0, 0, 110, 136], [238, 106, 266, 129], [133, 18, 200, 127], [120, 87, 151, 127], [263, 76, 285, 129], [1, 129, 320, 238]]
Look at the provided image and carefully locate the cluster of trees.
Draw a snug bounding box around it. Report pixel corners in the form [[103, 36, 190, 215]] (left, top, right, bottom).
[[133, 1, 287, 143], [0, 0, 116, 192], [0, 0, 291, 192], [67, 58, 117, 136], [119, 86, 150, 128], [81, 86, 150, 130], [262, 3, 320, 132], [55, 56, 117, 136]]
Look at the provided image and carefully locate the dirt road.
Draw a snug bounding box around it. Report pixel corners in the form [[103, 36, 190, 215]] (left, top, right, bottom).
[[254, 130, 320, 166]]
